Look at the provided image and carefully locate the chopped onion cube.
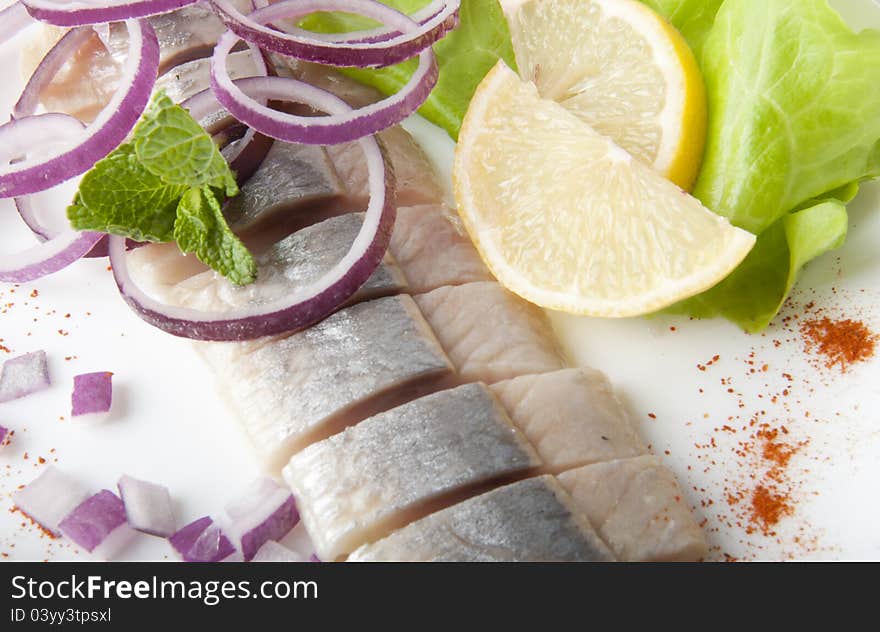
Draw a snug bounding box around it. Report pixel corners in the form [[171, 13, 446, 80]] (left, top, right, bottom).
[[58, 490, 133, 558], [169, 516, 235, 562], [117, 474, 175, 537], [0, 351, 50, 403], [252, 541, 306, 563], [71, 371, 113, 418], [225, 478, 299, 561], [13, 467, 91, 536]]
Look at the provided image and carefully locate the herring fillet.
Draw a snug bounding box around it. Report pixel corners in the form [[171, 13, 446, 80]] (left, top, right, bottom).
[[415, 282, 566, 384], [153, 50, 261, 106], [19, 1, 255, 121], [491, 369, 648, 472], [389, 205, 493, 294], [559, 456, 707, 562], [199, 295, 455, 470], [283, 383, 542, 561], [133, 214, 406, 314], [222, 142, 347, 235], [273, 57, 445, 207], [348, 476, 614, 562]]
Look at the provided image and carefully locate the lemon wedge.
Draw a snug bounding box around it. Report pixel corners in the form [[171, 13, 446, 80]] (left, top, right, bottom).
[[506, 0, 706, 191], [453, 62, 755, 318]]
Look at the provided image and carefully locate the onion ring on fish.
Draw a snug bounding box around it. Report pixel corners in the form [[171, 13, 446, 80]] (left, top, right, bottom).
[[210, 0, 459, 68], [0, 19, 159, 198], [210, 2, 438, 144], [109, 77, 397, 341], [20, 0, 200, 27]]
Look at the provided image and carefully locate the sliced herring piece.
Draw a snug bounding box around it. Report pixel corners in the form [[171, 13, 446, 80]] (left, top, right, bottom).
[[170, 213, 407, 313], [349, 476, 614, 562], [284, 383, 542, 561], [389, 204, 493, 294], [491, 368, 648, 472], [558, 456, 708, 562], [415, 282, 566, 384], [199, 295, 455, 470]]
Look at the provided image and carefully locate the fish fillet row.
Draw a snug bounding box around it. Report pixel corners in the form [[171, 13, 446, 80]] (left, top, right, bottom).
[[29, 10, 706, 561]]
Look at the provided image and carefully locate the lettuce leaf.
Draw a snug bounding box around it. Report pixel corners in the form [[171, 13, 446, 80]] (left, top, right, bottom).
[[654, 0, 880, 331], [300, 0, 516, 140]]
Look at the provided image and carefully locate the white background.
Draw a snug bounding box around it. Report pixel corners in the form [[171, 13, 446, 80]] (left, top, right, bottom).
[[1, 0, 879, 561]]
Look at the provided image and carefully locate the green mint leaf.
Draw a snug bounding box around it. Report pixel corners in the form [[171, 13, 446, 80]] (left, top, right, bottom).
[[133, 93, 239, 197], [67, 144, 187, 243], [174, 187, 257, 286], [68, 92, 255, 285], [300, 0, 517, 140]]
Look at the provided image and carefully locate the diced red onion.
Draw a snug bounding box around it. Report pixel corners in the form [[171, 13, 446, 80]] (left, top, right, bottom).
[[226, 477, 299, 561], [210, 0, 459, 68], [0, 19, 159, 199], [109, 80, 395, 341], [210, 3, 438, 144], [21, 0, 199, 27], [309, 553, 321, 562], [71, 371, 114, 419], [252, 540, 306, 562], [58, 490, 134, 558], [0, 2, 33, 47], [0, 350, 50, 403], [117, 474, 176, 537], [13, 467, 91, 537], [169, 516, 236, 562]]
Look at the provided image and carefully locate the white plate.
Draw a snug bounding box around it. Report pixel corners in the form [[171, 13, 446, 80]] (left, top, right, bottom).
[[1, 0, 879, 562]]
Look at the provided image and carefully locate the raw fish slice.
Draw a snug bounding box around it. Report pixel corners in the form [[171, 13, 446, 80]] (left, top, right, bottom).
[[273, 58, 445, 207], [200, 295, 456, 470], [154, 50, 261, 106], [491, 369, 647, 472], [106, 1, 254, 74], [284, 383, 542, 561], [414, 282, 566, 384], [223, 141, 346, 235], [349, 476, 614, 562], [168, 213, 407, 313], [126, 243, 210, 296], [558, 456, 707, 562], [19, 2, 254, 121], [389, 205, 493, 294]]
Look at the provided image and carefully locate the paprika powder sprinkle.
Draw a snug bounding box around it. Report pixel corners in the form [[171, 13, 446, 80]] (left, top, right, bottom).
[[800, 317, 877, 372]]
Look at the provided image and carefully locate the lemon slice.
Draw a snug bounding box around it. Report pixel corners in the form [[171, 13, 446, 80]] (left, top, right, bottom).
[[453, 62, 755, 318], [506, 0, 706, 191]]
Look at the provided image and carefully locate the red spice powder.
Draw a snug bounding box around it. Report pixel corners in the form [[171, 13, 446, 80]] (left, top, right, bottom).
[[800, 317, 877, 372]]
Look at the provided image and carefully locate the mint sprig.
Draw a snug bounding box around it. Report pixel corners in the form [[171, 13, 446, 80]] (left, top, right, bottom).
[[68, 93, 257, 285]]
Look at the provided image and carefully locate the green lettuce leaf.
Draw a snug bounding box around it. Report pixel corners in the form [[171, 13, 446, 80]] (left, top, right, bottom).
[[300, 0, 517, 140], [670, 200, 848, 332], [656, 0, 880, 330]]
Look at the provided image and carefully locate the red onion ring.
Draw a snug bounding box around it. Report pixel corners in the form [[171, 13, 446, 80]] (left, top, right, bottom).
[[0, 19, 159, 199], [211, 3, 438, 145], [21, 0, 199, 27], [109, 78, 396, 341], [0, 230, 104, 283], [0, 2, 33, 46], [210, 0, 459, 68]]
